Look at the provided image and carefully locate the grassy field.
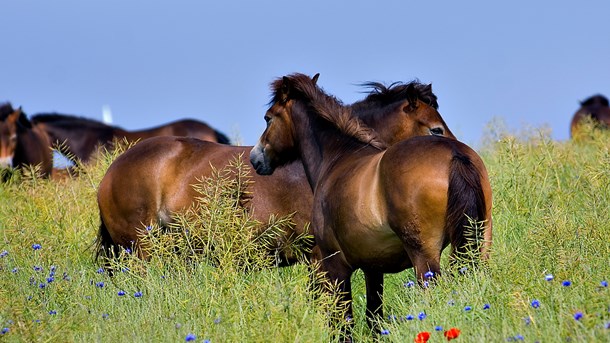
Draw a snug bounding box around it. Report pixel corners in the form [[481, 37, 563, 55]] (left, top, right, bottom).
[[1, 125, 609, 342]]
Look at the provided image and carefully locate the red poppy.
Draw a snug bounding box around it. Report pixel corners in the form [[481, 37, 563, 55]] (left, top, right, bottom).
[[444, 327, 461, 340], [414, 331, 431, 343]]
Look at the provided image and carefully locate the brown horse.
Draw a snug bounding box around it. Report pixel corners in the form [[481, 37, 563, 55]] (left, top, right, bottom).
[[0, 103, 53, 178], [570, 94, 610, 137], [249, 73, 492, 339], [31, 114, 231, 163], [96, 74, 456, 264]]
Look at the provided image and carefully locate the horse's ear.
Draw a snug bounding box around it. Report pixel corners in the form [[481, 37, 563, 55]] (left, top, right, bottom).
[[281, 76, 290, 102], [312, 73, 320, 85], [13, 107, 32, 129]]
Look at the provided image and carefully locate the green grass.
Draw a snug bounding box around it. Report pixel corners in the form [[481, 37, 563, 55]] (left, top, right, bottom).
[[1, 125, 609, 342]]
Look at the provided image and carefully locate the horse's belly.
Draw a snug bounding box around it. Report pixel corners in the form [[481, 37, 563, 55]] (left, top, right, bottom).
[[340, 224, 411, 273]]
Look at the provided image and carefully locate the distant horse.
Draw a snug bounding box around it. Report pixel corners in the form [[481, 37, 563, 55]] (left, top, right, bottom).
[[570, 94, 610, 137], [0, 103, 53, 178], [31, 114, 231, 163], [250, 73, 492, 339], [95, 74, 456, 265]]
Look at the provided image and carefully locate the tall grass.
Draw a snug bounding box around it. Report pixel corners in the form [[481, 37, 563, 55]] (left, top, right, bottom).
[[1, 124, 609, 342]]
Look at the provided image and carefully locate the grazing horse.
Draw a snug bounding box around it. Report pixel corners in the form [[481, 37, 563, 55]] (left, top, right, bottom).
[[95, 74, 455, 264], [570, 94, 610, 137], [31, 114, 231, 163], [0, 103, 53, 178], [249, 73, 492, 339]]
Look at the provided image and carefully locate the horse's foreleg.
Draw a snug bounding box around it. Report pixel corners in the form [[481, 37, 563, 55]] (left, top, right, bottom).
[[364, 270, 384, 334]]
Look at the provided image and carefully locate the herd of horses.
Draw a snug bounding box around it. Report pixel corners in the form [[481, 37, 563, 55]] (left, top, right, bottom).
[[1, 74, 608, 341]]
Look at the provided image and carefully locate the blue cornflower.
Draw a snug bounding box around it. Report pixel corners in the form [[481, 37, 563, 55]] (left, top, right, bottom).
[[50, 265, 56, 272], [388, 314, 396, 321], [523, 317, 531, 325], [435, 325, 443, 331], [146, 225, 152, 231], [562, 280, 572, 287], [545, 274, 554, 281], [39, 283, 46, 289], [62, 272, 70, 281], [32, 244, 42, 250], [48, 271, 55, 278], [96, 282, 105, 288], [418, 312, 426, 320], [185, 333, 196, 341], [605, 321, 610, 329], [11, 267, 18, 273], [121, 267, 129, 273], [96, 267, 105, 274], [422, 281, 429, 288], [125, 248, 132, 254], [483, 303, 491, 310], [203, 340, 210, 343], [404, 280, 415, 288], [47, 277, 54, 283], [134, 291, 142, 298], [49, 310, 57, 315], [118, 290, 125, 296], [531, 299, 540, 308], [214, 317, 221, 324], [459, 267, 468, 274], [515, 334, 524, 341], [102, 313, 109, 319], [424, 271, 434, 279], [1, 327, 8, 334], [601, 280, 608, 288], [464, 305, 472, 312], [380, 329, 390, 335], [447, 300, 455, 306], [405, 314, 414, 321], [574, 312, 583, 320], [34, 266, 42, 272], [0, 250, 8, 257]]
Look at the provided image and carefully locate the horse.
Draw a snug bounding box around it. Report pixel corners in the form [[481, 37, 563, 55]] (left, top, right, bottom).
[[31, 113, 231, 163], [0, 103, 53, 178], [95, 74, 456, 265], [570, 94, 610, 137], [249, 73, 492, 340]]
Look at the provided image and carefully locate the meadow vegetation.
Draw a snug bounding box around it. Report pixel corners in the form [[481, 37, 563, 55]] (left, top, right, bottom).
[[1, 123, 608, 342]]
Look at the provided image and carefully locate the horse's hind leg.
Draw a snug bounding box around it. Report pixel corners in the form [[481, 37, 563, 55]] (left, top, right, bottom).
[[363, 270, 384, 334]]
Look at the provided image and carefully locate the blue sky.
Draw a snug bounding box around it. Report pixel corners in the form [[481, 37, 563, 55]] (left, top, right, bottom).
[[3, 1, 609, 147]]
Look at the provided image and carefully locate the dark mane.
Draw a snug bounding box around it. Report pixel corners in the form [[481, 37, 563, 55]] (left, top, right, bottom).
[[0, 102, 15, 119], [581, 94, 609, 107], [31, 113, 121, 130], [271, 73, 386, 150], [350, 80, 439, 113]]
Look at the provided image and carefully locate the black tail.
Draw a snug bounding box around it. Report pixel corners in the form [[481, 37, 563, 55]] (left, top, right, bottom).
[[95, 214, 118, 263], [444, 151, 487, 265], [214, 129, 231, 145]]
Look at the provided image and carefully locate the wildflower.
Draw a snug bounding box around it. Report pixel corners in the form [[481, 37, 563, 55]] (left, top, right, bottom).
[[49, 310, 57, 315], [483, 303, 490, 310], [96, 282, 105, 288], [406, 314, 414, 320], [34, 266, 42, 272], [573, 312, 583, 320], [96, 267, 105, 274], [62, 272, 70, 281], [464, 305, 472, 312], [523, 317, 531, 325], [32, 244, 42, 250], [1, 327, 8, 334], [102, 313, 109, 319], [134, 291, 142, 298], [404, 280, 415, 288], [562, 280, 572, 287], [447, 300, 455, 306], [125, 248, 132, 254], [0, 250, 7, 257], [388, 314, 397, 321], [424, 271, 434, 279], [380, 329, 390, 335], [39, 283, 46, 289], [545, 274, 554, 281], [514, 334, 524, 340], [435, 326, 443, 331], [50, 265, 56, 272], [444, 327, 461, 340], [531, 299, 540, 308], [47, 277, 54, 283], [118, 290, 125, 296], [459, 267, 468, 274], [185, 333, 196, 341], [214, 317, 221, 324], [11, 268, 18, 273], [121, 267, 129, 273], [601, 280, 608, 288], [146, 225, 152, 231], [415, 331, 430, 343], [423, 281, 429, 288], [605, 321, 610, 329], [418, 312, 426, 320]]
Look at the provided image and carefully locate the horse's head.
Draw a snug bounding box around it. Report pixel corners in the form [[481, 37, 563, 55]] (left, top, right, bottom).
[[0, 105, 26, 168], [250, 73, 321, 175], [571, 94, 610, 137], [353, 82, 456, 145]]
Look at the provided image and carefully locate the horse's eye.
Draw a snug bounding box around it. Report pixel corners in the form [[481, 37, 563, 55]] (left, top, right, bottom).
[[264, 116, 271, 124], [430, 127, 444, 136]]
